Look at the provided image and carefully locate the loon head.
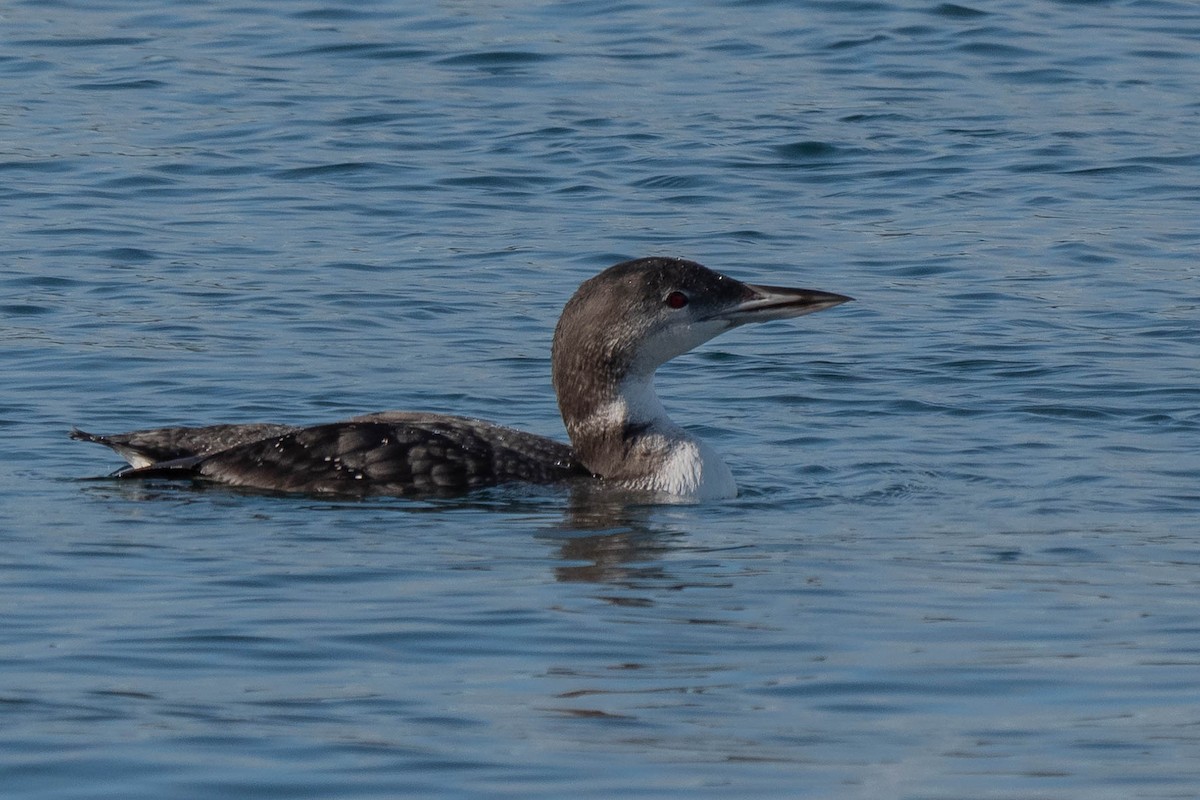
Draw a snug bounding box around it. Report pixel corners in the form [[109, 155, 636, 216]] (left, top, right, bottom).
[[551, 257, 851, 499], [554, 257, 851, 378]]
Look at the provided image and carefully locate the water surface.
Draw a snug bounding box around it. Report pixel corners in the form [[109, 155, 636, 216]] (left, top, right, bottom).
[[3, 1, 1199, 797]]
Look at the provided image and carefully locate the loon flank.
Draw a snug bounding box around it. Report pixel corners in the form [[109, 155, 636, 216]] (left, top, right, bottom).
[[72, 257, 851, 501]]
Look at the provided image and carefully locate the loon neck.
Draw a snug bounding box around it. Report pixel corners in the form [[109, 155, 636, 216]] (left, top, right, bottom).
[[555, 364, 737, 500]]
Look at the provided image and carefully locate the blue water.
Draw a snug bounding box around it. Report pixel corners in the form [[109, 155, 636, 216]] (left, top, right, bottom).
[[3, 0, 1200, 797]]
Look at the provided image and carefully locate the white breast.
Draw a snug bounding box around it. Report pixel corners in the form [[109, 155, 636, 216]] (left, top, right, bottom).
[[655, 437, 738, 501], [613, 431, 736, 501]]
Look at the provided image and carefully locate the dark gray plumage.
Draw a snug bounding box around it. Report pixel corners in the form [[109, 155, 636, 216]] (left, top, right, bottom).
[[76, 414, 585, 495]]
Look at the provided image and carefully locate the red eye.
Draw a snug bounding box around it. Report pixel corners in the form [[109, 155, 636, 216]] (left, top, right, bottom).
[[665, 291, 689, 309]]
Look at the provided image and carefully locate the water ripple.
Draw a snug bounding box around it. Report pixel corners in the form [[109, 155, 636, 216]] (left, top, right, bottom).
[[4, 0, 1200, 797]]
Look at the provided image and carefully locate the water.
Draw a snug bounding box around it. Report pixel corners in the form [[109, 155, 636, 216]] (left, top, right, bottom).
[[3, 0, 1200, 796]]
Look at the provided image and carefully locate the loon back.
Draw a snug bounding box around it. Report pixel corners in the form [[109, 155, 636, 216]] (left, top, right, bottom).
[[72, 257, 850, 500], [75, 413, 586, 495]]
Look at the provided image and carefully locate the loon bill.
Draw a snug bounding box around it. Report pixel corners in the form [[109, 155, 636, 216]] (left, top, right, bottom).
[[72, 257, 851, 501]]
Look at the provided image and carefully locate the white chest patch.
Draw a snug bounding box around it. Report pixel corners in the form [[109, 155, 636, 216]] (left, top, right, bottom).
[[655, 437, 738, 501]]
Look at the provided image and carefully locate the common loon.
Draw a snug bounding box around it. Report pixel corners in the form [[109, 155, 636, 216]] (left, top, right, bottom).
[[72, 257, 851, 501]]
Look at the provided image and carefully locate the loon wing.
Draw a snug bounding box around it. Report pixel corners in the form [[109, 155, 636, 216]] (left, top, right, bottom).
[[70, 423, 296, 469], [103, 416, 588, 496]]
